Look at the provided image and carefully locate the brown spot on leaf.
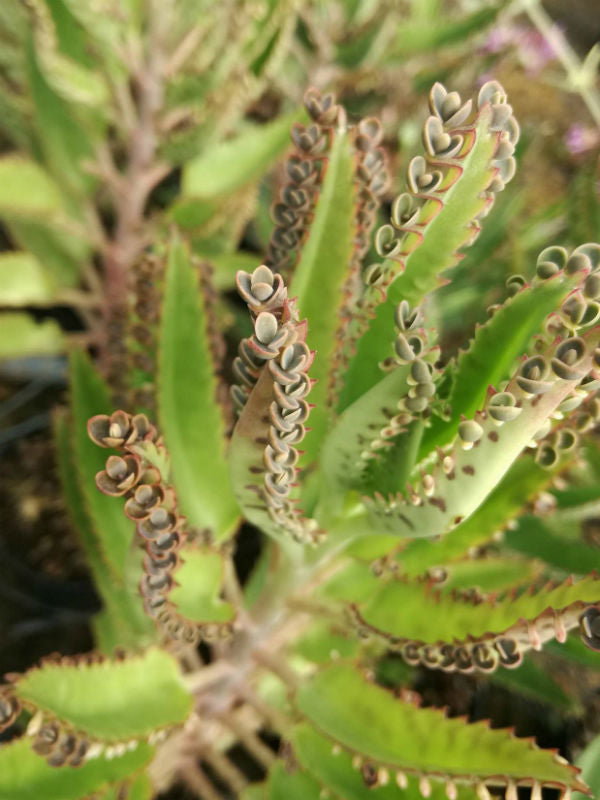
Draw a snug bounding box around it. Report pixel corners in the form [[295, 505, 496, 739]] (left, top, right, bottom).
[[429, 496, 447, 512]]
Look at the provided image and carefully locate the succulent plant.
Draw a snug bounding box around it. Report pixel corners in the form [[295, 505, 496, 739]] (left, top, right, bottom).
[[1, 78, 600, 800]]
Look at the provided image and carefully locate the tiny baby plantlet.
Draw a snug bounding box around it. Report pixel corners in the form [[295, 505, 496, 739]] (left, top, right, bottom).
[[1, 81, 600, 800]]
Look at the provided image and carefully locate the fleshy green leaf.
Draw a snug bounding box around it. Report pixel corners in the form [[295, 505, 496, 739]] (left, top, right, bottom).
[[339, 102, 504, 411], [296, 664, 587, 792], [0, 251, 56, 305], [293, 723, 479, 800], [290, 129, 356, 464], [241, 784, 267, 800], [575, 733, 600, 799], [35, 37, 108, 107], [441, 556, 537, 593], [0, 156, 64, 217], [173, 111, 301, 228], [265, 761, 321, 800], [0, 312, 64, 359], [505, 515, 600, 576], [0, 737, 153, 800], [229, 364, 308, 546], [26, 33, 96, 195], [401, 457, 552, 572], [491, 656, 577, 713], [158, 236, 239, 540], [293, 619, 358, 665], [318, 365, 415, 509], [355, 572, 600, 657], [15, 648, 192, 742], [169, 546, 235, 623]]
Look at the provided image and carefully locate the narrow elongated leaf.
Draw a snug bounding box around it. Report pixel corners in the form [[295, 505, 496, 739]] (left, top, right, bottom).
[[576, 734, 600, 799], [46, 0, 95, 66], [229, 364, 312, 547], [386, 6, 499, 59], [158, 237, 239, 540], [339, 102, 504, 410], [347, 456, 552, 566], [26, 34, 96, 195], [297, 664, 587, 792], [0, 737, 153, 800], [183, 112, 300, 199], [70, 350, 137, 577], [174, 111, 301, 227], [491, 657, 577, 712], [393, 457, 552, 574], [420, 270, 580, 457], [34, 37, 108, 107], [441, 557, 537, 593], [290, 130, 356, 464], [0, 312, 64, 359], [101, 773, 153, 800], [505, 516, 600, 576], [15, 648, 192, 742], [293, 723, 479, 800], [354, 572, 600, 666], [318, 365, 413, 519], [54, 413, 156, 651], [293, 620, 359, 665]]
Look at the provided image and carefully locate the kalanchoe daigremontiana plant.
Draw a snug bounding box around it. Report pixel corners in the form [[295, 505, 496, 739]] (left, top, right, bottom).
[[1, 82, 600, 800]]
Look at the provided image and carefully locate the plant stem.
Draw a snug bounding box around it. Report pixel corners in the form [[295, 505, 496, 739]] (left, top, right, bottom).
[[518, 0, 600, 128], [100, 0, 170, 366]]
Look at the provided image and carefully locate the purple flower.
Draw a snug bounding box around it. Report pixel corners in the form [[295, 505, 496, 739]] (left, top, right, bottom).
[[565, 123, 600, 155], [482, 22, 557, 76]]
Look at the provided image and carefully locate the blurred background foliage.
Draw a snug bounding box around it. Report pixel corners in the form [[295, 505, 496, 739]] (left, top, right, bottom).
[[0, 0, 598, 794]]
